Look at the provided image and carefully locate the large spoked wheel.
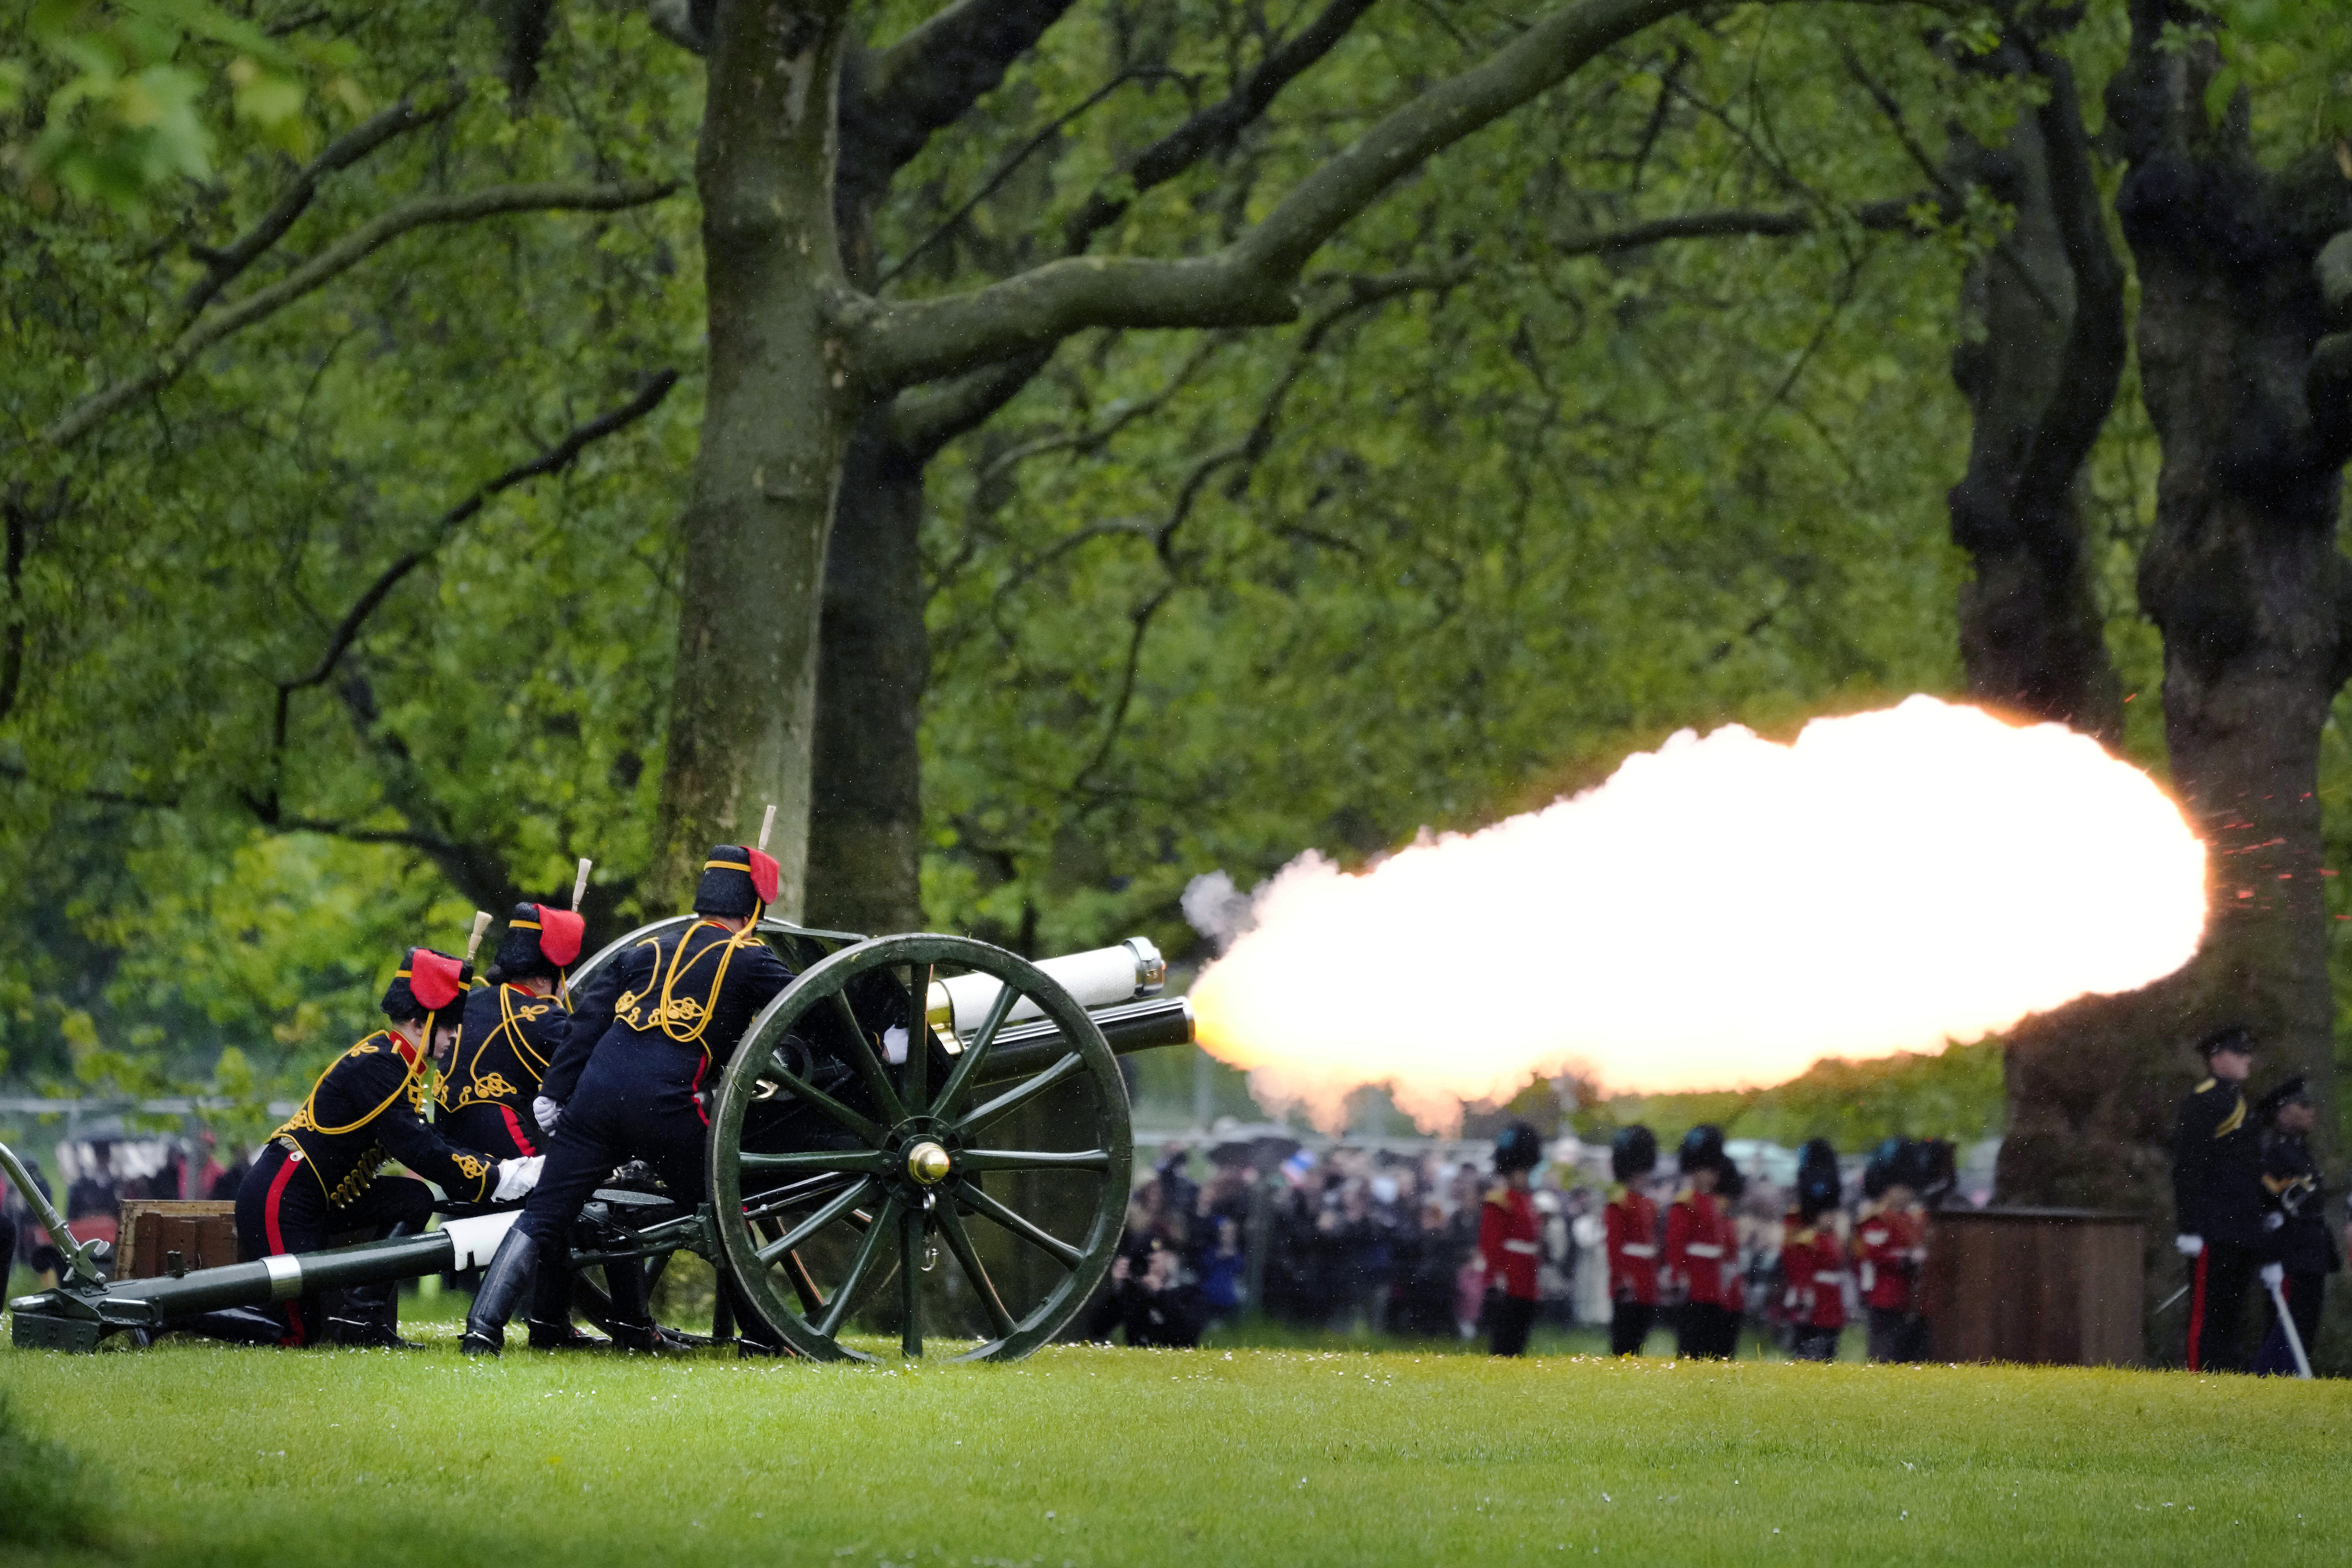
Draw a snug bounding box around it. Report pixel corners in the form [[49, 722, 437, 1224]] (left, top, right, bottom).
[[708, 934, 1132, 1363]]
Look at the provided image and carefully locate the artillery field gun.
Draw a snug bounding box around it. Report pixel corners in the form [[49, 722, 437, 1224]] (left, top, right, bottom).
[[6, 920, 1194, 1362]]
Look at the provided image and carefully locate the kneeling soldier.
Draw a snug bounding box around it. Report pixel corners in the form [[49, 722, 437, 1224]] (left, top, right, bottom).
[[235, 947, 541, 1346], [463, 845, 796, 1355]]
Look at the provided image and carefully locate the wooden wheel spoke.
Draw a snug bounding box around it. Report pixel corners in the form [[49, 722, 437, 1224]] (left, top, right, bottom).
[[738, 1147, 891, 1175], [935, 1200, 1017, 1340], [899, 1207, 926, 1357], [958, 1147, 1112, 1174], [957, 1180, 1082, 1269], [757, 1177, 879, 1263], [825, 988, 909, 1125], [818, 1194, 904, 1338], [759, 1054, 889, 1147], [902, 962, 931, 1111], [927, 977, 1020, 1119], [956, 1050, 1086, 1135]]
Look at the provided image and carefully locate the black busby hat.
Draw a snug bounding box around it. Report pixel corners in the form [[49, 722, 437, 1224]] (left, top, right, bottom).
[[1897, 1137, 1956, 1208], [490, 901, 587, 983], [1862, 1136, 1908, 1201], [1611, 1124, 1658, 1183], [1677, 1123, 1726, 1177], [1493, 1121, 1544, 1175], [381, 947, 470, 1026], [2197, 1024, 2256, 1059], [694, 843, 780, 919], [2256, 1073, 2312, 1124], [1795, 1138, 1842, 1222]]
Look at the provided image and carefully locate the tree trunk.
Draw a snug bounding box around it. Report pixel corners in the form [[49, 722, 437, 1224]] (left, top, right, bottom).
[[1945, 45, 2126, 744], [650, 0, 858, 916], [805, 413, 928, 934], [2000, 2, 2352, 1362]]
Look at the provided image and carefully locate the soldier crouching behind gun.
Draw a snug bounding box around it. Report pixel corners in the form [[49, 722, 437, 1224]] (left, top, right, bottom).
[[462, 845, 796, 1356], [232, 948, 543, 1347], [439, 902, 587, 1160]]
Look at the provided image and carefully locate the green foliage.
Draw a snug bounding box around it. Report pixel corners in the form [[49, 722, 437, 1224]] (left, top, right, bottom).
[[0, 1388, 107, 1548], [1576, 1040, 2006, 1152]]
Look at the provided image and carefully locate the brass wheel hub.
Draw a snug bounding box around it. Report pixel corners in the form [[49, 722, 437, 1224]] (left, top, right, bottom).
[[904, 1140, 952, 1186]]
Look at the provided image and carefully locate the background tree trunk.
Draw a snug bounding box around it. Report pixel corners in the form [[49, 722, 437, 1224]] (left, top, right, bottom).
[[651, 0, 859, 916]]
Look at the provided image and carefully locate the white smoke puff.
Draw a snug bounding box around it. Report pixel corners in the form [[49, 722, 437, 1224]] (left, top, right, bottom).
[[1191, 695, 2208, 1133], [1181, 870, 1256, 953]]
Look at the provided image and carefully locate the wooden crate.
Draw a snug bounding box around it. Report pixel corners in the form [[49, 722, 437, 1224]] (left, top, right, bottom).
[[118, 1199, 239, 1278], [1917, 1207, 2145, 1367]]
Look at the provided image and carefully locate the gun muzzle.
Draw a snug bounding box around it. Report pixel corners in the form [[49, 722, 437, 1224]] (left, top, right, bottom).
[[927, 937, 1165, 1035]]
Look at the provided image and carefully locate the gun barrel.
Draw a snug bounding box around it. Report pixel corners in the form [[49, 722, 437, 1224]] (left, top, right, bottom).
[[968, 996, 1195, 1086], [930, 938, 1166, 1033]]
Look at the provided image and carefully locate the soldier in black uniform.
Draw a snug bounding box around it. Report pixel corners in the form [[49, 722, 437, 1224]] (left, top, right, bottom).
[[234, 947, 541, 1346], [2172, 1025, 2270, 1372], [2251, 1075, 2337, 1374], [440, 903, 585, 1159], [462, 845, 796, 1355]]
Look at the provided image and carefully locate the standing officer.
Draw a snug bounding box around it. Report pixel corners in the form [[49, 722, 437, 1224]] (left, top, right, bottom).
[[1779, 1138, 1847, 1362], [1603, 1125, 1660, 1355], [463, 845, 796, 1355], [2173, 1025, 2269, 1371], [1478, 1122, 1545, 1356], [236, 947, 540, 1347], [1664, 1125, 1740, 1359], [2252, 1075, 2337, 1374]]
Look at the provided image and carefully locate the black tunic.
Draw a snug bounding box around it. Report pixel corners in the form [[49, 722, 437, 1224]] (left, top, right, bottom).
[[2261, 1128, 2342, 1277], [539, 919, 795, 1115], [438, 983, 567, 1158], [273, 1032, 503, 1206], [2172, 1076, 2265, 1249]]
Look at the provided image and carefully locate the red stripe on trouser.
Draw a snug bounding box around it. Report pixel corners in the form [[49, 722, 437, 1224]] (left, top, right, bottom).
[[263, 1154, 306, 1347], [2186, 1249, 2209, 1371], [499, 1103, 537, 1156]]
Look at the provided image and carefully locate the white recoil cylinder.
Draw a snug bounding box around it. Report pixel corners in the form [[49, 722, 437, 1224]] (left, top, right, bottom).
[[930, 937, 1166, 1034]]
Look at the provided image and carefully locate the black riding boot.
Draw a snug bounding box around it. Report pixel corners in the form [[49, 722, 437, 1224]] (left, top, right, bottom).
[[602, 1256, 661, 1354], [526, 1255, 607, 1350], [460, 1229, 538, 1356], [727, 1277, 787, 1359], [327, 1221, 423, 1349]]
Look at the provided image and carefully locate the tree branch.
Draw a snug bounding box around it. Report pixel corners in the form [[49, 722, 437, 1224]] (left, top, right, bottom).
[[44, 178, 677, 450], [256, 370, 680, 813], [180, 91, 463, 318], [842, 0, 1932, 390], [1549, 196, 1930, 254]]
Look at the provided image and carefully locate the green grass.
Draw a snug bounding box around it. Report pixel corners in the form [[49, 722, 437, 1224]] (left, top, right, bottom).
[[3, 1325, 2349, 1567]]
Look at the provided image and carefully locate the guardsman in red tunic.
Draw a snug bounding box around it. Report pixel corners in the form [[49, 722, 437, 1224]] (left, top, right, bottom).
[[1664, 1124, 1740, 1359], [1478, 1122, 1545, 1356], [1604, 1125, 1661, 1355], [1855, 1137, 1928, 1362], [1780, 1138, 1847, 1361], [233, 948, 541, 1347]]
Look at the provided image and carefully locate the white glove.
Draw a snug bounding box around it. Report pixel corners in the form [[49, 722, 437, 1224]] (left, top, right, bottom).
[[2264, 1212, 2286, 1231], [2259, 1262, 2285, 1290], [533, 1095, 563, 1135], [493, 1155, 545, 1202], [2175, 1234, 2203, 1257]]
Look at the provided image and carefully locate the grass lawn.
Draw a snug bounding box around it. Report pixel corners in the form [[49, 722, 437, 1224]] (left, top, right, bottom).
[[6, 1320, 2351, 1568]]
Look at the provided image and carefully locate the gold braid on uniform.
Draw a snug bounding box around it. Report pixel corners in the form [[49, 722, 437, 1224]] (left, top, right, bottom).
[[614, 914, 765, 1062], [275, 1028, 437, 1206], [439, 984, 556, 1111]]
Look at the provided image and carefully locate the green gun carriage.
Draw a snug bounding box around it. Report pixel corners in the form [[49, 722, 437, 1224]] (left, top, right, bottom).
[[6, 922, 1194, 1362]]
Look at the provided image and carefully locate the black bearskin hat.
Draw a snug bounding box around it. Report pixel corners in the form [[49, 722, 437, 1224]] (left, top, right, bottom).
[[694, 842, 780, 918], [381, 947, 470, 1027], [490, 901, 586, 983], [1494, 1121, 1544, 1175], [1611, 1124, 1658, 1183], [1896, 1137, 1956, 1208], [1794, 1138, 1842, 1222], [1862, 1137, 1906, 1201], [1678, 1123, 1726, 1178]]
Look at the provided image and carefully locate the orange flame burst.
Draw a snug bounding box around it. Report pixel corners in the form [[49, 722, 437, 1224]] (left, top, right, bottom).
[[1190, 696, 2207, 1132]]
